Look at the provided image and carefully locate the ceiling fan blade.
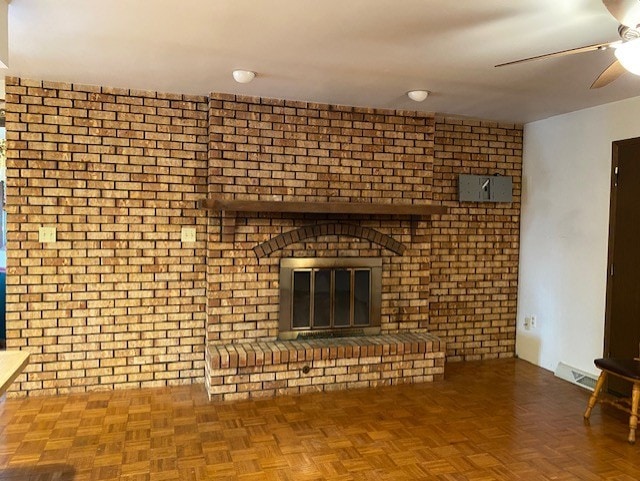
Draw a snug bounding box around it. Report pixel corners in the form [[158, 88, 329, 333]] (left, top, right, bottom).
[[590, 59, 627, 88], [495, 41, 619, 67], [603, 0, 640, 27]]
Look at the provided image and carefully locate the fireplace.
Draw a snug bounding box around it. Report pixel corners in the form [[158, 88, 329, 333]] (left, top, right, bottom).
[[278, 258, 382, 340], [205, 94, 450, 401]]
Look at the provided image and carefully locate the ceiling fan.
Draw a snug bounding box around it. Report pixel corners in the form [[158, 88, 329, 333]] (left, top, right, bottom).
[[496, 0, 640, 89]]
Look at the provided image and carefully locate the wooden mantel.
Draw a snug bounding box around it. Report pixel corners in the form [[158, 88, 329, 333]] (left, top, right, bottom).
[[199, 197, 448, 216]]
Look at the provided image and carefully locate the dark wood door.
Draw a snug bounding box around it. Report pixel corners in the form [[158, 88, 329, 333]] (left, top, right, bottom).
[[605, 137, 640, 395]]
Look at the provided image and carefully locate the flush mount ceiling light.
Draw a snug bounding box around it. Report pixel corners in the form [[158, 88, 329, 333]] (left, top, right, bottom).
[[407, 90, 429, 102], [232, 69, 256, 83]]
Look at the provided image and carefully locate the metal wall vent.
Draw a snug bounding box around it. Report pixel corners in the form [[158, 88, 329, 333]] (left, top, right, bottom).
[[554, 362, 598, 391]]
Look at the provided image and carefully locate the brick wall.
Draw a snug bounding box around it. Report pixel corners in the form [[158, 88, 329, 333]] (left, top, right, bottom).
[[5, 77, 209, 395], [208, 94, 434, 202], [4, 78, 523, 397], [205, 96, 523, 365], [431, 115, 523, 361], [206, 94, 435, 348]]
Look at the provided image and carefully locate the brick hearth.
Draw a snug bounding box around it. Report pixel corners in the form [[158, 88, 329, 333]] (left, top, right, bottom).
[[207, 333, 444, 401]]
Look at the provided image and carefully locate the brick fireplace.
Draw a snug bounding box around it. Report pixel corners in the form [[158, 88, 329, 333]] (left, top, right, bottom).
[[205, 94, 449, 400]]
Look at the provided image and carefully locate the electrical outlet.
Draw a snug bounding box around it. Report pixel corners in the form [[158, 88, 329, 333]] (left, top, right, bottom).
[[530, 315, 537, 328], [524, 317, 531, 330], [38, 226, 56, 243], [181, 227, 196, 243]]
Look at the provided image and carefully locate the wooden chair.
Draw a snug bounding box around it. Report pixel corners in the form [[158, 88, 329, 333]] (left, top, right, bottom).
[[584, 358, 640, 443]]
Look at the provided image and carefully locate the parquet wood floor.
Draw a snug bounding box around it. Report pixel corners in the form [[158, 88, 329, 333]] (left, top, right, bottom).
[[0, 359, 638, 480]]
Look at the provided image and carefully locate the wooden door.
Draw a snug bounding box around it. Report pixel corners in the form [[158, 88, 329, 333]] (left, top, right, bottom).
[[605, 137, 640, 395]]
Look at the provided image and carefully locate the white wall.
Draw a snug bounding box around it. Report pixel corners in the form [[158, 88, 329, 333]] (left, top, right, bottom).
[[517, 96, 640, 376]]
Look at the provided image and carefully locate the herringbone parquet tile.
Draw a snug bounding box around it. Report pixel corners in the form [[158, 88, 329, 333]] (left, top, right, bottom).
[[0, 359, 638, 480]]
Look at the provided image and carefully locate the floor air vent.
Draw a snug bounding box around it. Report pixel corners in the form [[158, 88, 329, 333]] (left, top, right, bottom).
[[554, 362, 598, 391]]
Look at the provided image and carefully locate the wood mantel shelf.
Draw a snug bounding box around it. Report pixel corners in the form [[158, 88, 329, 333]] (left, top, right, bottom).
[[199, 198, 448, 216]]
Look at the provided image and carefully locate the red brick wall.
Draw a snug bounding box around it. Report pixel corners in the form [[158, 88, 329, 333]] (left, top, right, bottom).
[[431, 116, 522, 361], [5, 79, 523, 396], [208, 94, 434, 201], [206, 94, 436, 347], [5, 77, 209, 395]]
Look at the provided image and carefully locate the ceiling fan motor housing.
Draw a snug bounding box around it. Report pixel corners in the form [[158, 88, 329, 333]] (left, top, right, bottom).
[[619, 25, 640, 41]]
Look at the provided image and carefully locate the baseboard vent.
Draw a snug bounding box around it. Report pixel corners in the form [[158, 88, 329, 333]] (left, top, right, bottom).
[[554, 362, 598, 391]]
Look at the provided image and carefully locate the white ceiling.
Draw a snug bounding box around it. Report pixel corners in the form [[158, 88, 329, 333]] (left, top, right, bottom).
[[5, 0, 640, 123]]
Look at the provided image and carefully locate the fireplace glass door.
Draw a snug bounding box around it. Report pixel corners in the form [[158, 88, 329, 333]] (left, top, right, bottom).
[[279, 258, 381, 339]]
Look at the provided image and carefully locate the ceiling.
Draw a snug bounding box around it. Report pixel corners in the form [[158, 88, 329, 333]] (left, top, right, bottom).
[[5, 0, 640, 123]]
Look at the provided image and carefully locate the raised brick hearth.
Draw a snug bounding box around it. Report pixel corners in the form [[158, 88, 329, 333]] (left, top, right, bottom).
[[207, 332, 444, 401]]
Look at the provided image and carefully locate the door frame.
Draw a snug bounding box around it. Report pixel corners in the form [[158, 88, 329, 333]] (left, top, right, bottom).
[[603, 137, 640, 358]]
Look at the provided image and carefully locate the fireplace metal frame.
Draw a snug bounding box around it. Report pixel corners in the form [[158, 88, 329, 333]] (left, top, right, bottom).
[[278, 257, 382, 340]]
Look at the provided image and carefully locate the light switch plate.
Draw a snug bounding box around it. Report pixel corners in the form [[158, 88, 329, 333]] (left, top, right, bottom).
[[39, 226, 56, 243], [181, 227, 196, 243]]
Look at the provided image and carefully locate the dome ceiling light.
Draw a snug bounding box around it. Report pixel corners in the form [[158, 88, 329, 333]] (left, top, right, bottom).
[[407, 90, 429, 102], [232, 70, 256, 83]]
